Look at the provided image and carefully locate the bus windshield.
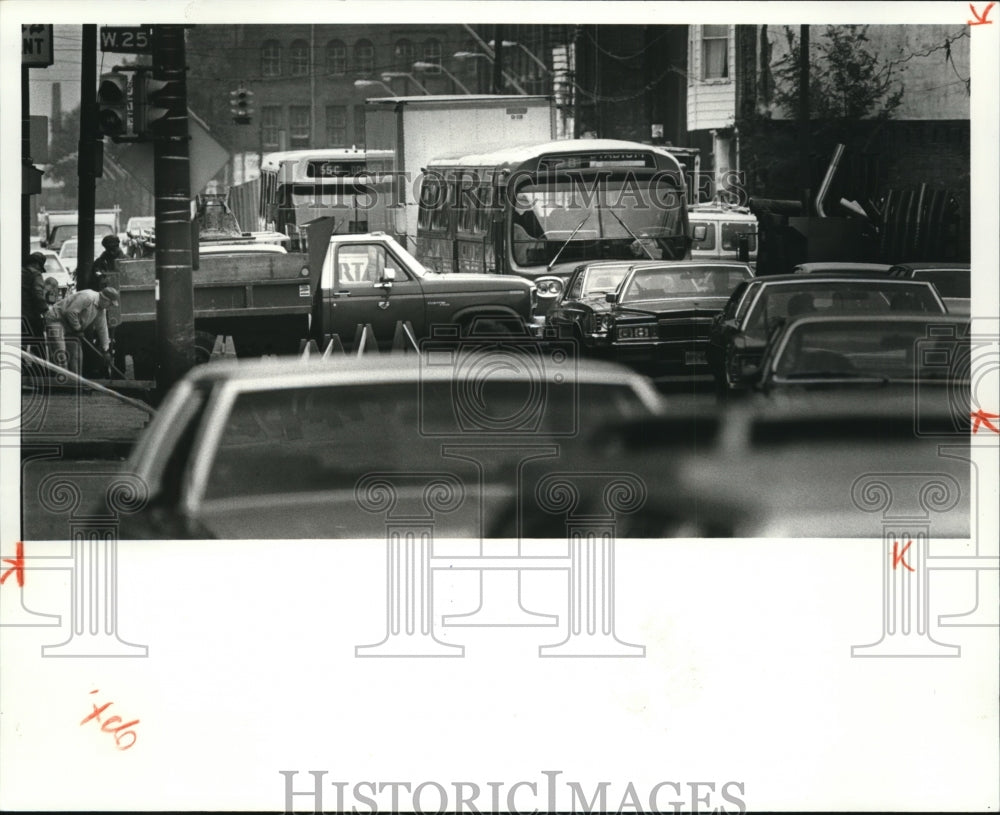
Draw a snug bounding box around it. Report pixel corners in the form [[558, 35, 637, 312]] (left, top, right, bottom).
[[511, 175, 687, 268]]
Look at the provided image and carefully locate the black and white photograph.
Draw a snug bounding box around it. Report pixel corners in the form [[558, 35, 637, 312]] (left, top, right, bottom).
[[2, 1, 997, 811]]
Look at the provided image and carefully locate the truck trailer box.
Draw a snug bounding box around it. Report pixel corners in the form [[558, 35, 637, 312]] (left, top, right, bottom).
[[364, 94, 555, 249]]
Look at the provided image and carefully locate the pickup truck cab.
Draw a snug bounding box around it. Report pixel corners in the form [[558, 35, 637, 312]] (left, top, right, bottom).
[[313, 231, 538, 348]]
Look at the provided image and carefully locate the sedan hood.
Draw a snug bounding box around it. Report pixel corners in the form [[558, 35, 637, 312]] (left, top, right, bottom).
[[421, 272, 533, 295], [613, 295, 730, 318]]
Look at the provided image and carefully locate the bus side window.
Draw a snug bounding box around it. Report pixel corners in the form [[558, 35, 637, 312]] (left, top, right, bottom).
[[418, 175, 443, 231]]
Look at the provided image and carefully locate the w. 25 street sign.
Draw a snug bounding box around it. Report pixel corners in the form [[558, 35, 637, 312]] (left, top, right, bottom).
[[100, 26, 153, 54]]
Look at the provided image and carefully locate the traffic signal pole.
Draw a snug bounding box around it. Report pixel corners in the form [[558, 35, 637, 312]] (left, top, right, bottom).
[[151, 25, 195, 390], [77, 24, 97, 287]]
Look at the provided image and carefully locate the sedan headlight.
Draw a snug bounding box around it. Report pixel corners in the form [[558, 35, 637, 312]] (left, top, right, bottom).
[[617, 325, 654, 340]]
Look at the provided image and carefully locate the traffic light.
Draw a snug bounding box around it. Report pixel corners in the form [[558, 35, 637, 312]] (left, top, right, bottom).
[[136, 74, 171, 139], [230, 85, 254, 125], [96, 71, 131, 140]]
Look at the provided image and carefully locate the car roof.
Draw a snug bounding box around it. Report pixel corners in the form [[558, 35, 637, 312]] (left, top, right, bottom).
[[794, 262, 892, 272], [749, 274, 932, 286], [182, 354, 654, 388], [888, 262, 970, 272], [780, 313, 969, 328]]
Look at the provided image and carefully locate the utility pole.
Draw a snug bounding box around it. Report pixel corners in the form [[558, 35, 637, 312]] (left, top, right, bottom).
[[77, 24, 97, 289], [492, 25, 504, 94], [152, 24, 195, 390], [798, 24, 811, 213]]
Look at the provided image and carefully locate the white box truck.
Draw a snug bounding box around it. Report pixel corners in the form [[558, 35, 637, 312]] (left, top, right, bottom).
[[364, 95, 555, 250]]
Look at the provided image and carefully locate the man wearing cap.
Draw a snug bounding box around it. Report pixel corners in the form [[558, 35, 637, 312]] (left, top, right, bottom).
[[85, 234, 122, 291], [45, 286, 120, 376]]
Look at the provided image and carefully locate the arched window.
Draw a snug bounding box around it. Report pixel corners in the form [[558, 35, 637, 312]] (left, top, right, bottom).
[[354, 39, 374, 74], [261, 39, 281, 78], [290, 39, 309, 77], [422, 38, 442, 74], [326, 40, 346, 75], [394, 39, 413, 72]]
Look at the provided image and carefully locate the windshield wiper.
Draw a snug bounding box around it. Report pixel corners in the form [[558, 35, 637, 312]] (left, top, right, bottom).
[[603, 207, 655, 260], [547, 211, 592, 271]]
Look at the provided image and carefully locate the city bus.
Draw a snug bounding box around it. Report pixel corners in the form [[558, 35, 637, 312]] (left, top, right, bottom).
[[231, 148, 397, 251], [415, 139, 693, 309]]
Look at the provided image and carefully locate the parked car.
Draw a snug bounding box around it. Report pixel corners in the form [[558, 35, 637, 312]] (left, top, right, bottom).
[[887, 262, 971, 315], [792, 262, 892, 276], [570, 261, 753, 373], [688, 204, 758, 262], [38, 249, 74, 296], [750, 314, 970, 395], [58, 237, 107, 276], [117, 353, 665, 539], [706, 275, 948, 395]]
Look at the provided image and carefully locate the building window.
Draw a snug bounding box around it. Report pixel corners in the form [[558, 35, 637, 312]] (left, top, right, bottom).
[[394, 39, 413, 72], [422, 39, 442, 73], [289, 105, 311, 148], [354, 104, 366, 147], [262, 106, 282, 148], [261, 40, 281, 78], [326, 40, 346, 75], [326, 106, 347, 147], [701, 25, 729, 80], [354, 39, 374, 74], [290, 39, 309, 77]]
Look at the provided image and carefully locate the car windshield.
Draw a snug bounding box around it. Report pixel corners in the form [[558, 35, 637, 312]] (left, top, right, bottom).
[[202, 380, 654, 501], [773, 320, 970, 381], [581, 266, 631, 296], [511, 175, 687, 267], [744, 282, 944, 340], [620, 266, 751, 303]]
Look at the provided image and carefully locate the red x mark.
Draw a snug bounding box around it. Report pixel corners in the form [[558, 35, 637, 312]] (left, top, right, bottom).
[[971, 410, 1000, 434], [969, 2, 995, 24], [0, 542, 25, 587]]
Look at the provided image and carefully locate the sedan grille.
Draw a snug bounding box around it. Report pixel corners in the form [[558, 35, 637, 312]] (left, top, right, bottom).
[[657, 317, 715, 341]]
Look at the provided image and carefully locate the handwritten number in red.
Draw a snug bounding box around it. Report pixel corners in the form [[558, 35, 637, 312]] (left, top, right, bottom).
[[1, 542, 25, 587], [81, 689, 139, 750]]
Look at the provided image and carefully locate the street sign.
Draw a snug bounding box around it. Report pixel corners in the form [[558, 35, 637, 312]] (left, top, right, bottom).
[[22, 24, 53, 67], [100, 26, 153, 54]]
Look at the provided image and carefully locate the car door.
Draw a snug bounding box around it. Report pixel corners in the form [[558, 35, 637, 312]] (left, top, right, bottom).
[[321, 240, 426, 347]]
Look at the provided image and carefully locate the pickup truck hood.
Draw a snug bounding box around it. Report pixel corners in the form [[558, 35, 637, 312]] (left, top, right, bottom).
[[420, 273, 533, 294]]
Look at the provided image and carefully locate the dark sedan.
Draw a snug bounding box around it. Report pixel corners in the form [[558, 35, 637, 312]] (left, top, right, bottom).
[[561, 261, 753, 373], [888, 262, 971, 315], [705, 275, 948, 395], [750, 314, 971, 399]]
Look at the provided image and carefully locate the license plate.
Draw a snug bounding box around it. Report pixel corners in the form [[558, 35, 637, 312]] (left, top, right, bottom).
[[685, 351, 707, 365]]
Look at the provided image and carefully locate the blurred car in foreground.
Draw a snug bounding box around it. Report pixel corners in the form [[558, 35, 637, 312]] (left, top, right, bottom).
[[751, 314, 971, 395], [533, 390, 971, 537], [584, 261, 753, 373], [118, 353, 664, 539], [888, 262, 970, 316], [706, 275, 948, 395]]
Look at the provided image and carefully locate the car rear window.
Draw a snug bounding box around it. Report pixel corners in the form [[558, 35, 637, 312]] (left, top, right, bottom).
[[915, 270, 970, 298], [202, 380, 653, 501]]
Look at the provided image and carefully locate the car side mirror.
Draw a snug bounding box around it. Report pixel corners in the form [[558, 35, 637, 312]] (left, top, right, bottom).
[[375, 267, 396, 289], [605, 291, 619, 304], [692, 224, 708, 242]]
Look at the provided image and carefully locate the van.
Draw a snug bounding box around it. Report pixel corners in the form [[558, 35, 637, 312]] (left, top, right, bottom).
[[689, 204, 758, 263]]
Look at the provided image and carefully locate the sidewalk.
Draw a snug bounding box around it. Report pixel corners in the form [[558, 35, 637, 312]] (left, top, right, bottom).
[[21, 378, 154, 458]]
